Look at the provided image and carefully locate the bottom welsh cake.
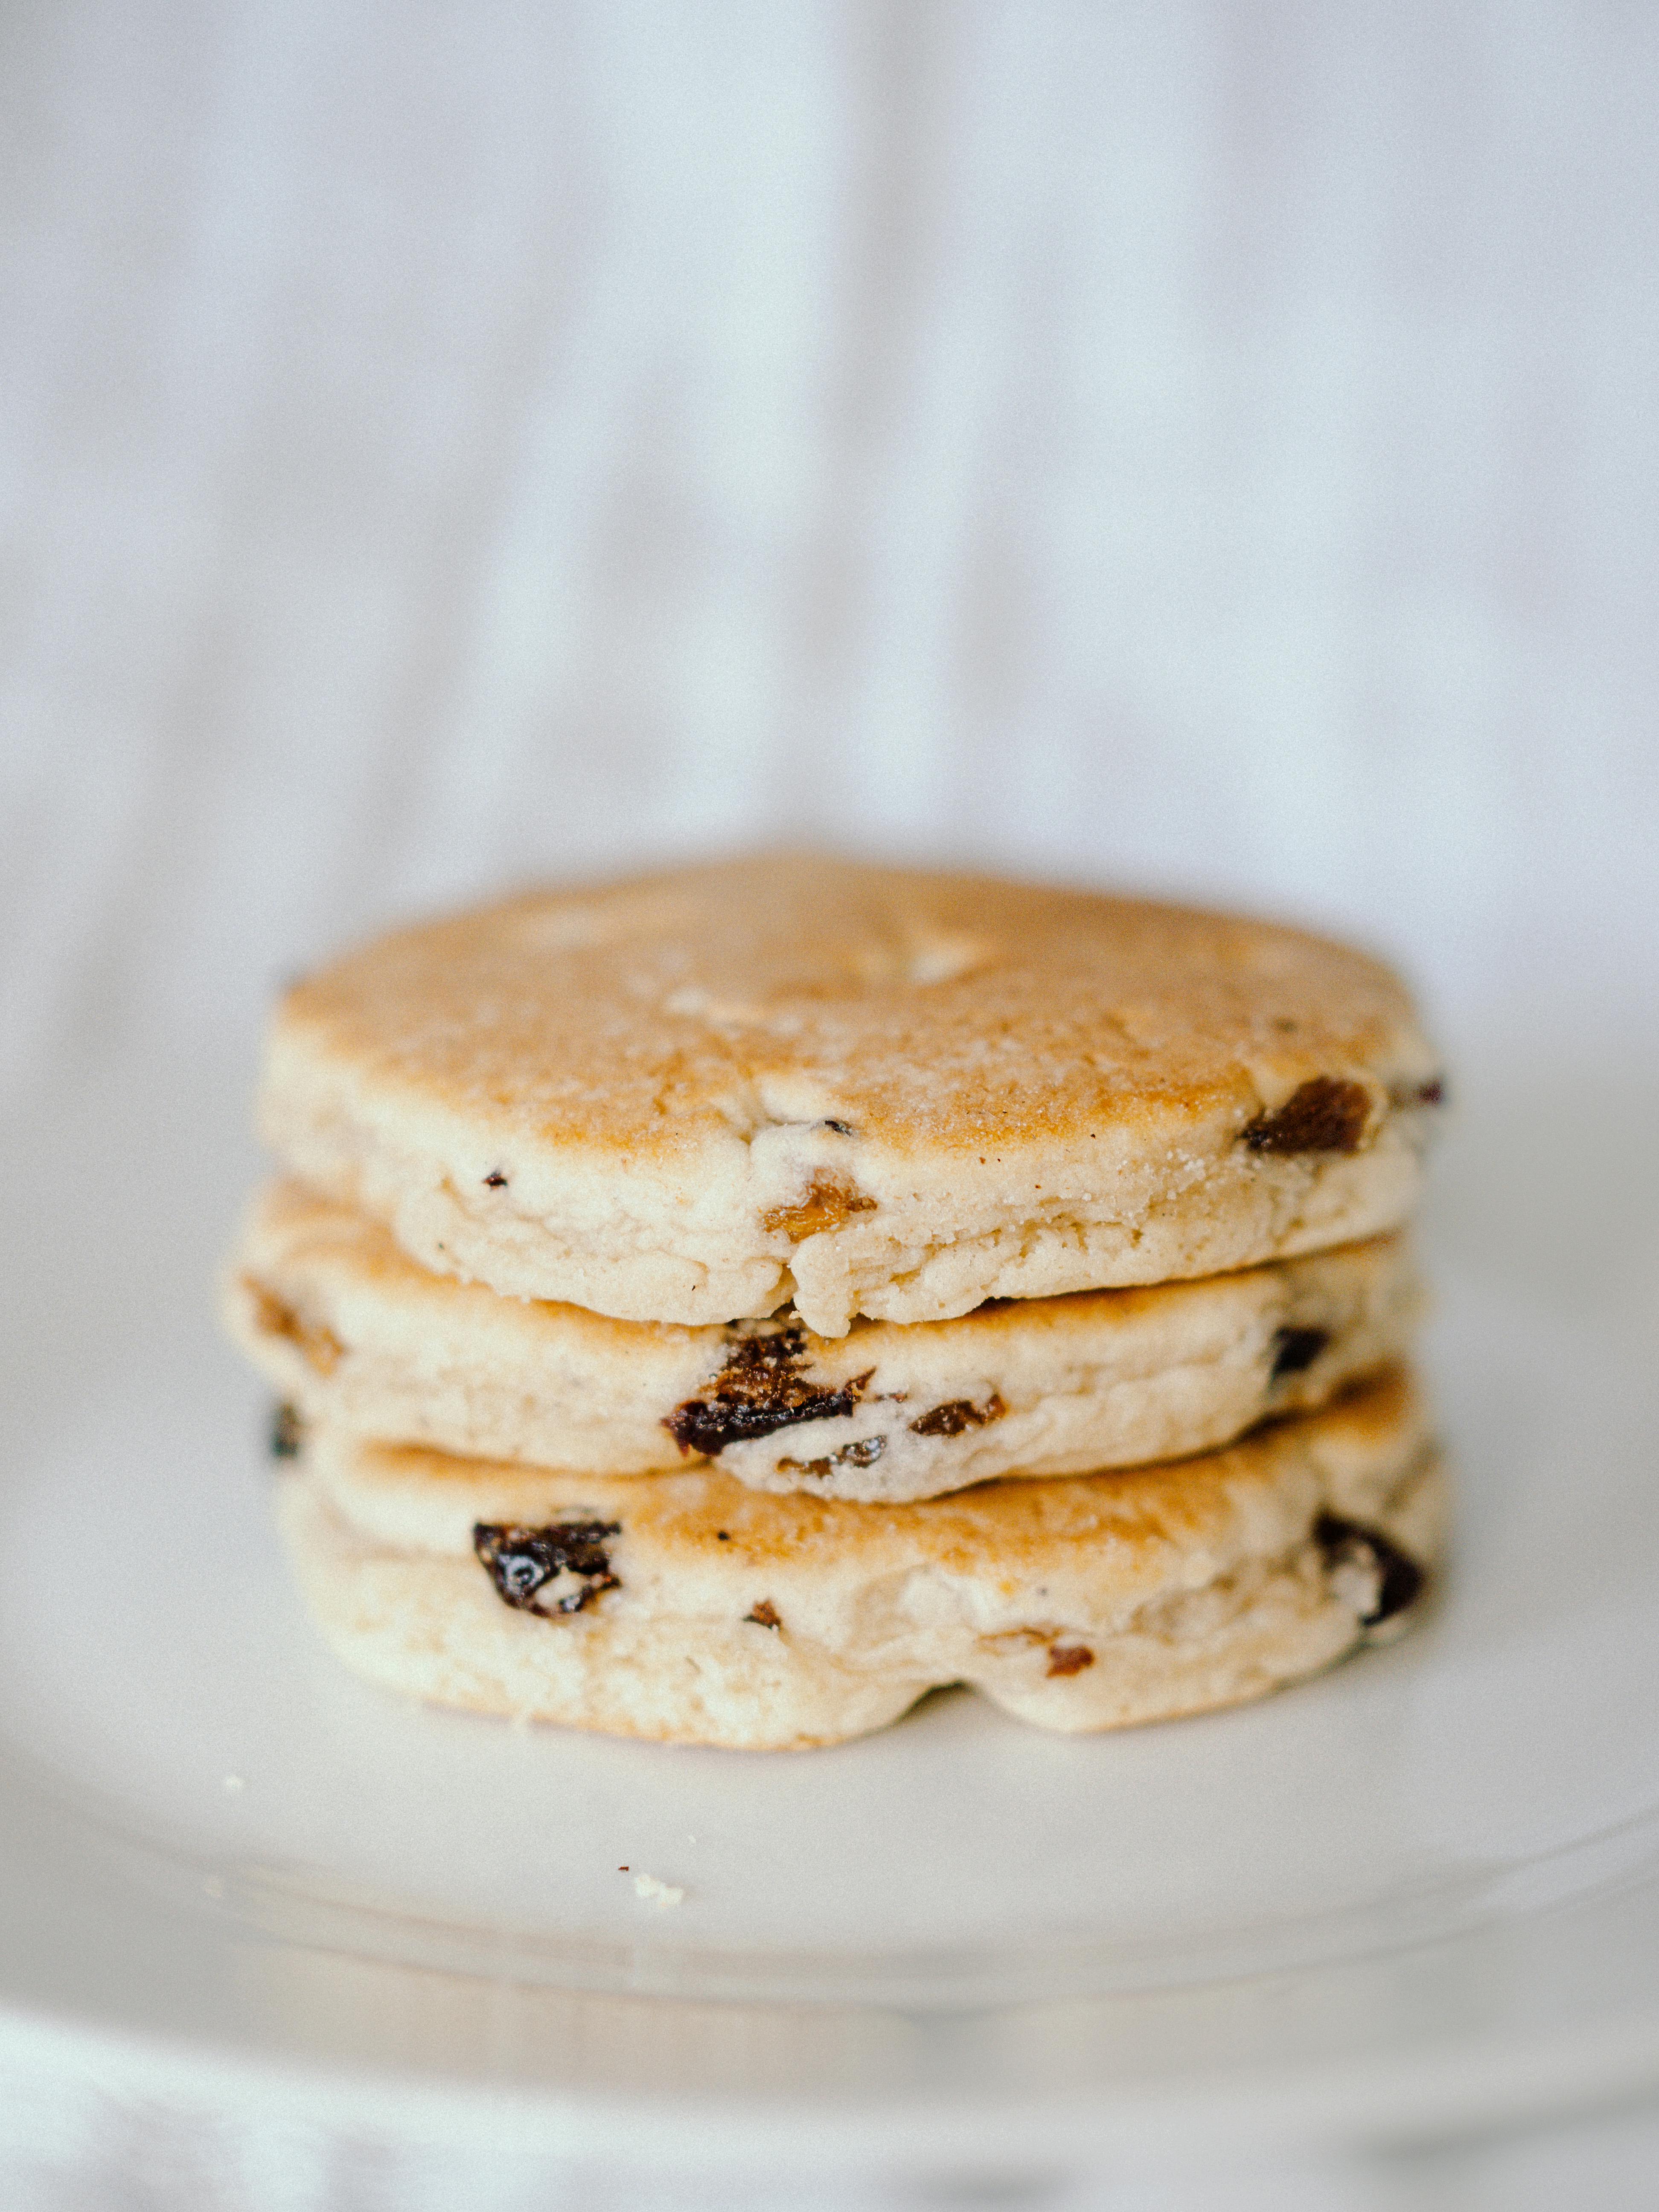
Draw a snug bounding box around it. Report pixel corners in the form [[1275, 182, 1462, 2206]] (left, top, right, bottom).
[[274, 1366, 1443, 1749]]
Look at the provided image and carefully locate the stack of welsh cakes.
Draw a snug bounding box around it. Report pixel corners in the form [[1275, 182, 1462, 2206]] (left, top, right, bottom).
[[223, 856, 1446, 1750]]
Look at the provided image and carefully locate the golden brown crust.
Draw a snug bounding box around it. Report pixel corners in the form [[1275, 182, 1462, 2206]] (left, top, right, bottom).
[[275, 855, 1428, 1157]]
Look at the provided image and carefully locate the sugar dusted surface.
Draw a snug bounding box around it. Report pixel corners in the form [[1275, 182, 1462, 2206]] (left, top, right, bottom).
[[276, 857, 1430, 1158]]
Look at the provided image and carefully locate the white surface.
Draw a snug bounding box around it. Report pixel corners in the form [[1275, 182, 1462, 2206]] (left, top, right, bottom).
[[3, 1, 1658, 2203], [2, 1040, 1658, 2197]]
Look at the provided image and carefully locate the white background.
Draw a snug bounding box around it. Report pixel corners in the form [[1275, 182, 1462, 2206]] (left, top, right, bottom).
[[2, 2, 1657, 2204]]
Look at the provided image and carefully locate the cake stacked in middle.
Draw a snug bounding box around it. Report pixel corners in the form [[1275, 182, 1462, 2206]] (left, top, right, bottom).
[[225, 856, 1446, 1748]]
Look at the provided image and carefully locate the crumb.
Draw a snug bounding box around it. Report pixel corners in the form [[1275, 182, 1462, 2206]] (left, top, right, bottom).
[[633, 1872, 685, 1907]]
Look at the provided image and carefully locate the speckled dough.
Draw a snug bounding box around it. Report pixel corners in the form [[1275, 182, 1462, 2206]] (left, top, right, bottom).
[[256, 857, 1444, 1336], [228, 1180, 1424, 1501], [276, 1367, 1444, 1749]]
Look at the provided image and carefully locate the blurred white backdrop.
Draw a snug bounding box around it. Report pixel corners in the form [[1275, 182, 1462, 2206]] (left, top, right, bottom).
[[3, 6, 1659, 2206], [3, 0, 1656, 1101]]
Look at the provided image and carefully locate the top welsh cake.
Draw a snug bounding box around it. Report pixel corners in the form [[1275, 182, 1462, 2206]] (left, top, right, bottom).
[[259, 856, 1442, 1337]]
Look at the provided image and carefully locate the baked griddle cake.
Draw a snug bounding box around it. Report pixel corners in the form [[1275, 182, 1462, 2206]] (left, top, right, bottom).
[[276, 1366, 1442, 1749], [228, 1179, 1423, 1501], [258, 856, 1443, 1336]]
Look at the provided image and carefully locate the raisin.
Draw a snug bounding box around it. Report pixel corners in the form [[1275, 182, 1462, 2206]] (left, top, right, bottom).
[[665, 1325, 873, 1455], [762, 1174, 877, 1239], [910, 1392, 1007, 1438], [1269, 1326, 1330, 1381], [1241, 1078, 1371, 1155], [776, 1435, 887, 1478], [745, 1600, 782, 1630], [1313, 1512, 1425, 1626], [473, 1519, 620, 1616], [269, 1401, 303, 1458], [483, 1170, 508, 1187], [1046, 1644, 1095, 1677], [1391, 1075, 1449, 1110]]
